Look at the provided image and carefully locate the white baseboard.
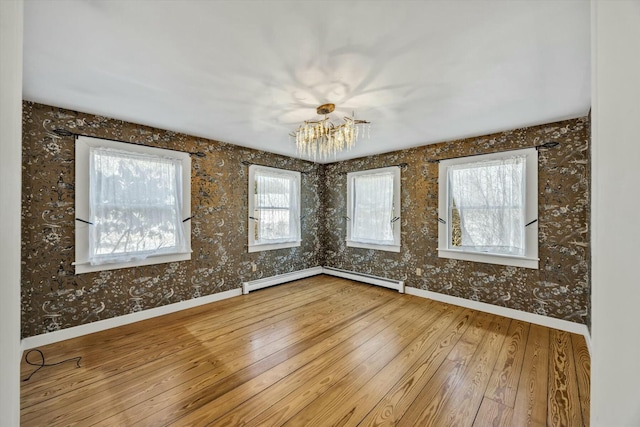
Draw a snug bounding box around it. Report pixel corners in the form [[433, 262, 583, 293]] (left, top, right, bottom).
[[20, 271, 592, 358], [21, 288, 242, 351], [583, 327, 592, 356], [405, 287, 591, 354], [242, 266, 323, 294], [322, 267, 405, 293]]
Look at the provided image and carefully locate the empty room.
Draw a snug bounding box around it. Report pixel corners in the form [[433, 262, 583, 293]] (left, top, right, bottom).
[[2, 1, 639, 426]]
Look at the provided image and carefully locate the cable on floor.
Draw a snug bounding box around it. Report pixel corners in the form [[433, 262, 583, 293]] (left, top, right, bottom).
[[23, 348, 82, 382]]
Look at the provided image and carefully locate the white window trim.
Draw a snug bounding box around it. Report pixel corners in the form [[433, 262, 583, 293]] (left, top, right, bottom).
[[74, 136, 191, 274], [437, 147, 539, 269], [346, 166, 401, 253], [248, 165, 301, 253]]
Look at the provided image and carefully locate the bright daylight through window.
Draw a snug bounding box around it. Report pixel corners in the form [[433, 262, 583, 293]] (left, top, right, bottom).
[[438, 147, 538, 269], [248, 165, 301, 252], [75, 136, 191, 274], [346, 166, 401, 252]]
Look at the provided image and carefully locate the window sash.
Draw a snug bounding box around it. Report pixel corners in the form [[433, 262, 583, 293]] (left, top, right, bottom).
[[447, 156, 526, 256], [351, 172, 396, 244], [346, 167, 401, 251], [88, 147, 187, 265], [255, 208, 293, 242], [446, 155, 526, 256], [437, 147, 538, 269], [249, 166, 301, 250]]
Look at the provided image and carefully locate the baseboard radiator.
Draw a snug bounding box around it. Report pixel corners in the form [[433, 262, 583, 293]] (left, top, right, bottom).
[[322, 266, 405, 293], [241, 266, 324, 294], [242, 266, 404, 294]]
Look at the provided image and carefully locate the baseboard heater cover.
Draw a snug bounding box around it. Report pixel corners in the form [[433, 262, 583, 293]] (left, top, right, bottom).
[[241, 266, 324, 294], [322, 266, 405, 293]]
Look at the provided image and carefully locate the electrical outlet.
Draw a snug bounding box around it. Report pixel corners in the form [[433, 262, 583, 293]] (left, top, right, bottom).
[[415, 268, 422, 276], [251, 263, 257, 272]]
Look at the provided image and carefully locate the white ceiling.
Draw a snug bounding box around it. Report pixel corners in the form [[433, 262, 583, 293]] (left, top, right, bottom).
[[23, 0, 591, 163]]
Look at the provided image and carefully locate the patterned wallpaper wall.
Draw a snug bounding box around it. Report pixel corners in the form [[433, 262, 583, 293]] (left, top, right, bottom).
[[21, 102, 323, 338], [322, 117, 591, 326], [21, 102, 590, 338]]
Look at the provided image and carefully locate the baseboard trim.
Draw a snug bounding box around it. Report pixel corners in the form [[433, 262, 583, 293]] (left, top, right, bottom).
[[322, 267, 404, 293], [21, 288, 242, 351], [20, 273, 591, 356], [241, 266, 323, 294], [405, 287, 591, 354]]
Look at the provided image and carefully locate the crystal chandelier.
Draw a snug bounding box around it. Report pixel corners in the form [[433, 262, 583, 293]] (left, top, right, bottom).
[[291, 103, 370, 160]]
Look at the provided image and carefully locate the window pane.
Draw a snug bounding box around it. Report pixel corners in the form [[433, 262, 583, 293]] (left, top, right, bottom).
[[352, 172, 394, 243], [256, 175, 291, 208], [257, 208, 291, 241], [448, 156, 525, 255], [89, 148, 185, 264], [252, 168, 300, 244]]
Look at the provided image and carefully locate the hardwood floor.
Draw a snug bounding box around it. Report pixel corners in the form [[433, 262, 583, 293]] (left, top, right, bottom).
[[20, 276, 590, 426]]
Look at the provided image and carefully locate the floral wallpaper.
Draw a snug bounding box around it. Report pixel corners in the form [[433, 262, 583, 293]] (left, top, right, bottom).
[[21, 102, 322, 338], [21, 102, 590, 338], [321, 117, 591, 326]]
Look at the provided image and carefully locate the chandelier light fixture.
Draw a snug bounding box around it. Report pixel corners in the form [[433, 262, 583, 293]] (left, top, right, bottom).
[[291, 103, 370, 160]]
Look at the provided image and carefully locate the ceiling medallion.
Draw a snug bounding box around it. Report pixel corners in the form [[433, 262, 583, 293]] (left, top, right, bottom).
[[291, 103, 370, 161]]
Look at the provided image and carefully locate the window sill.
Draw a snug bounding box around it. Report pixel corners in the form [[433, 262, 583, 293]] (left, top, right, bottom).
[[346, 240, 401, 253], [74, 252, 192, 274], [248, 241, 301, 253], [437, 248, 538, 269]]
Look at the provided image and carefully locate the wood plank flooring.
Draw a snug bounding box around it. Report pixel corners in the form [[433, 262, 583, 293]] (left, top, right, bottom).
[[20, 276, 590, 426]]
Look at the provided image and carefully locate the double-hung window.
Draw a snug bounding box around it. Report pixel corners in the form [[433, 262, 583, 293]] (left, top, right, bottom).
[[248, 165, 301, 252], [75, 136, 191, 274], [346, 166, 401, 252], [438, 147, 538, 269]]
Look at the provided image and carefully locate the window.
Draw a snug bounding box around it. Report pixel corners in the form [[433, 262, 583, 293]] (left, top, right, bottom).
[[248, 165, 301, 252], [75, 136, 191, 274], [346, 166, 401, 252], [438, 147, 538, 269]]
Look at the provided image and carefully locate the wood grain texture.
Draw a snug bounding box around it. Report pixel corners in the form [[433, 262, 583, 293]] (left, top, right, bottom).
[[22, 279, 367, 425], [485, 320, 530, 406], [430, 315, 511, 427], [391, 311, 496, 426], [201, 296, 414, 427], [20, 275, 590, 426], [305, 304, 467, 427], [473, 398, 514, 427], [20, 276, 335, 408], [548, 329, 583, 427], [395, 314, 511, 427], [279, 301, 458, 427], [85, 282, 389, 425], [572, 334, 591, 426], [358, 309, 477, 427], [512, 324, 550, 427]]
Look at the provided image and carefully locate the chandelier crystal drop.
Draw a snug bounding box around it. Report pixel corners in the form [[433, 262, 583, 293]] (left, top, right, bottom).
[[291, 103, 370, 161]]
